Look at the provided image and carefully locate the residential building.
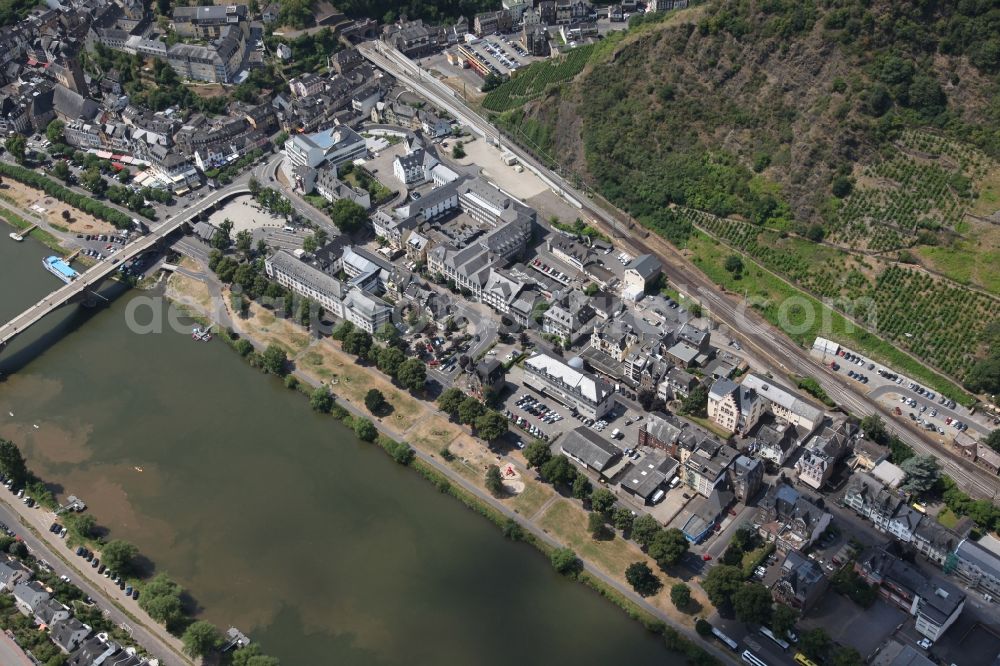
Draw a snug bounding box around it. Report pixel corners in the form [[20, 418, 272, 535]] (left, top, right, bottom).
[[754, 482, 832, 552], [637, 412, 682, 457], [474, 9, 513, 35], [750, 420, 801, 466], [543, 289, 595, 343], [0, 558, 32, 591], [872, 642, 935, 666], [851, 437, 888, 471], [683, 439, 739, 497], [382, 19, 443, 58], [556, 0, 592, 24], [289, 72, 325, 98], [740, 373, 824, 432], [855, 545, 930, 611], [618, 452, 678, 505], [470, 358, 505, 398], [522, 24, 549, 56], [952, 536, 1000, 596], [887, 504, 924, 543], [13, 580, 49, 617], [772, 550, 828, 611], [523, 353, 615, 420], [794, 421, 851, 490], [172, 5, 248, 39], [707, 378, 765, 435], [309, 164, 371, 209], [51, 617, 91, 653], [166, 24, 247, 84], [843, 472, 903, 532], [284, 125, 366, 170], [872, 460, 907, 489], [679, 488, 732, 543], [912, 521, 963, 567], [264, 250, 346, 317], [729, 455, 764, 502], [559, 426, 622, 474], [392, 146, 438, 185]]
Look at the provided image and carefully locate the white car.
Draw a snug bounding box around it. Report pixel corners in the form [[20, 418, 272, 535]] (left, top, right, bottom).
[[917, 638, 933, 650]]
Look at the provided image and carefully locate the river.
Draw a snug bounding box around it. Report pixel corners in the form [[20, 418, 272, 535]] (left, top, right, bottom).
[[0, 234, 675, 665]]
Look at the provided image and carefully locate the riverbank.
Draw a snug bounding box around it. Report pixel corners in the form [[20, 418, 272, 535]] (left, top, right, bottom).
[[164, 266, 731, 666]]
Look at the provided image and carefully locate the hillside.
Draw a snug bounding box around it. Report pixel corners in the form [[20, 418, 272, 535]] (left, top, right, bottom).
[[487, 1, 1000, 395]]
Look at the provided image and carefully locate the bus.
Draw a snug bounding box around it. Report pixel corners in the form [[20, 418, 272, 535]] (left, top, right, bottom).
[[759, 627, 791, 651], [741, 650, 769, 666], [794, 653, 820, 666], [711, 627, 738, 651]]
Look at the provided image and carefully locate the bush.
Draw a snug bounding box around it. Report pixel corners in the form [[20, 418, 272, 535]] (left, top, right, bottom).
[[353, 418, 377, 442], [550, 547, 582, 576]]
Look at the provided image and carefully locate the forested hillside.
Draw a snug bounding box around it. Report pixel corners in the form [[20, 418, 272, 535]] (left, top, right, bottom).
[[489, 0, 1000, 395]]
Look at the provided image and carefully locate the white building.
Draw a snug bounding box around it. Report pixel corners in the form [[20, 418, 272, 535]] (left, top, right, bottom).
[[741, 373, 824, 432], [707, 378, 765, 434], [523, 353, 615, 420], [264, 250, 346, 318], [911, 581, 965, 641], [342, 287, 392, 333], [284, 125, 366, 171]]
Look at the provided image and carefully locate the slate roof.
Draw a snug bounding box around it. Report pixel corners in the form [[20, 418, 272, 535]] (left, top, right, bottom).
[[560, 426, 621, 471]]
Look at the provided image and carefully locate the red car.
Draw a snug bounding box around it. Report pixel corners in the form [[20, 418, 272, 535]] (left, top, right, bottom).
[[702, 554, 712, 561]]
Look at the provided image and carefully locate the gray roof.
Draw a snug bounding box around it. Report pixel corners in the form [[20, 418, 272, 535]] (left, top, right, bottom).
[[560, 427, 621, 472], [50, 617, 90, 651], [267, 250, 346, 301], [625, 253, 661, 280], [955, 537, 1000, 579], [643, 412, 681, 445], [619, 452, 677, 499]]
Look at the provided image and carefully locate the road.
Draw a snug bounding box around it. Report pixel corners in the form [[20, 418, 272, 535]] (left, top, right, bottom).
[[0, 499, 189, 665], [0, 180, 253, 351], [359, 42, 1000, 502]]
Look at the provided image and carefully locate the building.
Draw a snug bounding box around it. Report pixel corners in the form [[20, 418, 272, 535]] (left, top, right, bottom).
[[264, 250, 346, 317], [543, 289, 595, 344], [637, 412, 682, 456], [166, 25, 247, 84], [683, 439, 739, 497], [284, 125, 366, 170], [772, 550, 828, 611], [172, 5, 248, 39], [754, 482, 832, 552], [843, 472, 903, 533], [13, 580, 51, 617], [341, 287, 392, 333], [872, 460, 907, 489], [794, 421, 850, 490], [0, 558, 32, 591], [289, 72, 325, 98], [618, 452, 678, 505], [855, 546, 931, 611], [523, 353, 615, 420], [680, 488, 732, 543], [470, 358, 505, 398], [51, 617, 91, 653], [474, 9, 513, 35], [621, 254, 662, 300], [750, 421, 801, 466], [729, 455, 764, 502], [707, 378, 765, 435], [912, 579, 965, 641], [392, 146, 438, 185], [740, 373, 824, 432], [887, 504, 924, 543], [911, 521, 963, 567], [522, 24, 549, 56], [871, 642, 936, 666], [559, 426, 622, 474], [952, 536, 1000, 596]]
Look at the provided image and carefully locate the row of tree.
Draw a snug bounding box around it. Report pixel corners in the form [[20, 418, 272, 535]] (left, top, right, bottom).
[[0, 161, 136, 228], [436, 387, 508, 443]]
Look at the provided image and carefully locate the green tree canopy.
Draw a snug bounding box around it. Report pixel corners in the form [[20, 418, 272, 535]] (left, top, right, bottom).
[[900, 454, 940, 495], [680, 384, 709, 418], [376, 346, 406, 377], [702, 564, 745, 609], [396, 358, 427, 391], [771, 603, 799, 639], [733, 582, 774, 625], [647, 528, 689, 568], [260, 344, 288, 375], [631, 514, 661, 549], [485, 464, 504, 496], [342, 329, 373, 357], [436, 387, 466, 419], [310, 386, 334, 413], [625, 561, 662, 597], [590, 488, 616, 516], [458, 397, 485, 425], [550, 547, 581, 576], [572, 474, 593, 499], [181, 620, 222, 658], [364, 388, 386, 413], [613, 507, 635, 532], [670, 582, 691, 609], [523, 439, 552, 468], [475, 410, 508, 443], [100, 540, 138, 575], [353, 418, 377, 442], [0, 439, 29, 487], [330, 198, 368, 233], [539, 454, 577, 486]]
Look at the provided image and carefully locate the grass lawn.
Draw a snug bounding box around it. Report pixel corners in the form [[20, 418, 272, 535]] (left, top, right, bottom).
[[509, 481, 555, 518], [918, 241, 1000, 296], [937, 507, 960, 529], [408, 415, 461, 454], [0, 207, 64, 251], [538, 499, 641, 578]]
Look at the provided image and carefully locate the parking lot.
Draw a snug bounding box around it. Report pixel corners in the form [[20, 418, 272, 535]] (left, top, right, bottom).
[[816, 344, 993, 438]]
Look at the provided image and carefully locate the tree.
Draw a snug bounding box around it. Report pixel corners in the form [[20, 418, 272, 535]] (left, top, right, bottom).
[[235, 229, 253, 255], [830, 646, 863, 666], [329, 198, 367, 233], [181, 620, 222, 658], [680, 384, 709, 417], [733, 583, 774, 625], [375, 322, 400, 346], [502, 518, 524, 541], [451, 142, 466, 159], [647, 528, 688, 568], [724, 254, 744, 276], [670, 582, 691, 609], [458, 397, 485, 425], [588, 511, 609, 539], [376, 346, 406, 377], [613, 507, 634, 532], [234, 338, 253, 357], [260, 344, 287, 375], [523, 439, 552, 468], [590, 488, 616, 516], [625, 561, 662, 597], [900, 455, 940, 495], [539, 455, 577, 486], [986, 429, 1000, 453], [485, 464, 504, 496], [572, 474, 593, 499], [799, 628, 832, 662], [631, 514, 661, 549], [702, 564, 745, 609], [436, 387, 466, 419], [310, 386, 333, 413], [396, 358, 427, 391], [695, 619, 713, 637], [861, 414, 888, 444], [139, 574, 184, 628], [481, 71, 505, 92], [0, 439, 28, 487], [475, 410, 508, 443], [100, 540, 138, 575], [46, 119, 65, 144], [771, 603, 798, 639], [353, 418, 377, 442], [51, 160, 70, 182], [5, 135, 26, 163], [342, 329, 373, 357], [364, 388, 386, 414], [550, 547, 581, 576], [232, 644, 281, 666]]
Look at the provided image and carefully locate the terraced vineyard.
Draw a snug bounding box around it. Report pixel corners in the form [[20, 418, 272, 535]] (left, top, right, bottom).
[[679, 206, 1000, 381], [482, 44, 598, 113], [829, 131, 992, 252]]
